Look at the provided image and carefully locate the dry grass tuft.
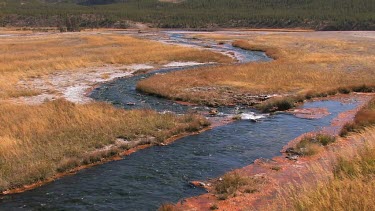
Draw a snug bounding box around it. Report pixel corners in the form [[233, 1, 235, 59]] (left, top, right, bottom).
[[0, 99, 209, 191], [293, 134, 336, 156], [214, 172, 264, 200], [341, 97, 375, 136]]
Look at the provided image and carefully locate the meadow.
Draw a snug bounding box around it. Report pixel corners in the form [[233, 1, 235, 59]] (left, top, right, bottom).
[[0, 31, 230, 99], [137, 32, 375, 108]]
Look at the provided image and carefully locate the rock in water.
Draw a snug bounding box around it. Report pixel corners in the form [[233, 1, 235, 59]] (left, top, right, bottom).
[[209, 108, 219, 116]]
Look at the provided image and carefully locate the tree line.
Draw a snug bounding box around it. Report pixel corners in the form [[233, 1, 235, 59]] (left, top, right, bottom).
[[0, 0, 373, 30]]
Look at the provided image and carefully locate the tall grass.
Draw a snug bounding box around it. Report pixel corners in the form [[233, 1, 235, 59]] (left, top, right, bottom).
[[280, 128, 375, 211], [340, 97, 375, 136], [0, 99, 209, 191]]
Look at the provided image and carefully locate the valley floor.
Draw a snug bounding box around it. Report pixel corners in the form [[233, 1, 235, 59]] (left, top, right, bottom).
[[0, 29, 374, 211], [0, 28, 228, 193]]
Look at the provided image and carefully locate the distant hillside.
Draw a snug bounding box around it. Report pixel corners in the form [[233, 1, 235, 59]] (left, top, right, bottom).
[[0, 0, 374, 30]]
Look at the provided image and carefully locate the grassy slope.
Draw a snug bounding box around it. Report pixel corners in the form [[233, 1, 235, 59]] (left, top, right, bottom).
[[0, 0, 374, 29], [137, 33, 375, 107]]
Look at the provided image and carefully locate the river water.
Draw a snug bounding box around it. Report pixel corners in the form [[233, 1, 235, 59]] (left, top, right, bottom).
[[0, 32, 359, 210]]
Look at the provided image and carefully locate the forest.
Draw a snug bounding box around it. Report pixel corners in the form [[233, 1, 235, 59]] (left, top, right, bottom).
[[0, 0, 374, 30]]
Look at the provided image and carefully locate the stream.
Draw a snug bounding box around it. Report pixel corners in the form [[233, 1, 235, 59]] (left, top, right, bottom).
[[0, 32, 360, 210]]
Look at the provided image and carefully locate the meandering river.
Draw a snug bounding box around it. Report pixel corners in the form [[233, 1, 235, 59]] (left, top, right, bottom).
[[0, 32, 359, 210]]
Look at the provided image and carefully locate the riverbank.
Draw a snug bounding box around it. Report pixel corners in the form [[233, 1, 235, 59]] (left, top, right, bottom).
[[137, 31, 375, 108], [0, 30, 230, 100], [0, 100, 213, 194], [171, 94, 375, 210], [1, 112, 216, 195]]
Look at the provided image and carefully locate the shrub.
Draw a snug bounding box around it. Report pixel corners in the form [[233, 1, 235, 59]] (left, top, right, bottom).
[[294, 139, 322, 156], [338, 87, 351, 94], [316, 134, 336, 146], [294, 134, 335, 156], [351, 84, 374, 93], [258, 97, 296, 112], [340, 97, 375, 136], [215, 172, 249, 196], [214, 172, 262, 199], [210, 204, 219, 210], [327, 89, 338, 95]]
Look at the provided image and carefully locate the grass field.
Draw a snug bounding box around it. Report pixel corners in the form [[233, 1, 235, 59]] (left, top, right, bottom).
[[0, 31, 231, 99], [137, 32, 375, 107], [0, 30, 229, 192]]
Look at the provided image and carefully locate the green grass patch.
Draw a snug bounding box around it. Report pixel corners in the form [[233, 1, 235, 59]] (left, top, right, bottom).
[[294, 134, 336, 156]]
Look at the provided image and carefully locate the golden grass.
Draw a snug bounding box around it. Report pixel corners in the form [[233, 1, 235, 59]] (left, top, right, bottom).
[[0, 99, 209, 191], [265, 99, 375, 210], [341, 97, 375, 136], [0, 30, 227, 192], [0, 31, 231, 99], [275, 128, 375, 211], [137, 32, 375, 106]]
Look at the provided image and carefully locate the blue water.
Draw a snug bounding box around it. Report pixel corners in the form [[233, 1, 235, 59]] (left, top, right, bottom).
[[90, 32, 270, 113]]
